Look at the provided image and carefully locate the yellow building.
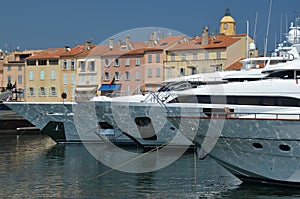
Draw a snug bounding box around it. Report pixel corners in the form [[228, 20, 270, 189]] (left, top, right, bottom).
[[25, 44, 93, 102], [163, 9, 257, 80], [25, 48, 64, 102]]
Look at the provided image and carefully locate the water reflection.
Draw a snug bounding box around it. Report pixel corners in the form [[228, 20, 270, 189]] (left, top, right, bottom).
[[1, 135, 300, 198]]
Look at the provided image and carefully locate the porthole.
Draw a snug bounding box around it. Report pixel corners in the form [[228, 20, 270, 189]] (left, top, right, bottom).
[[252, 143, 263, 149], [279, 144, 291, 152], [170, 127, 176, 130]]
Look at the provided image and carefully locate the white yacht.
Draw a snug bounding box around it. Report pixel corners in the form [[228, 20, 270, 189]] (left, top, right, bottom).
[[165, 28, 300, 185], [3, 46, 296, 147], [3, 68, 260, 147], [5, 22, 299, 149]]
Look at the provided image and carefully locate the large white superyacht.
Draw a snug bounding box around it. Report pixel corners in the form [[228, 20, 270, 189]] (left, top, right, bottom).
[[166, 26, 300, 185]]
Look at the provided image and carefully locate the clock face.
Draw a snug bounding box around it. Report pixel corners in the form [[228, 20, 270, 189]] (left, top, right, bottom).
[[223, 23, 228, 29]]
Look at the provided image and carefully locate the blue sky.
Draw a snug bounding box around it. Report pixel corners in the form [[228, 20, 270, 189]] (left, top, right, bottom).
[[0, 0, 299, 54]]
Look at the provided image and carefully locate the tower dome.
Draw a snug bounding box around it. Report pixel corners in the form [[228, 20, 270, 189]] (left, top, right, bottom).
[[220, 8, 236, 35]]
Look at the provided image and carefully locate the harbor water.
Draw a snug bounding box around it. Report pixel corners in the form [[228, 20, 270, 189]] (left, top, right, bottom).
[[1, 134, 300, 198]]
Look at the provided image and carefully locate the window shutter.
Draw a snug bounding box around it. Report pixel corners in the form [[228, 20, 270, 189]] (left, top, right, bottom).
[[74, 59, 76, 69]]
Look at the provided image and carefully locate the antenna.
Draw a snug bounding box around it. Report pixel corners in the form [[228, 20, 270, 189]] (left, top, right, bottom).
[[280, 13, 283, 42], [253, 11, 258, 41], [264, 0, 273, 57], [286, 14, 288, 35]]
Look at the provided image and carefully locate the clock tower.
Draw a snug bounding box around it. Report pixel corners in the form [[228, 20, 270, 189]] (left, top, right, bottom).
[[220, 8, 236, 35]]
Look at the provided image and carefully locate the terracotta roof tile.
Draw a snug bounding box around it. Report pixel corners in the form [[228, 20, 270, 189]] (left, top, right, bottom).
[[225, 58, 243, 70], [26, 48, 64, 59], [26, 44, 96, 59], [169, 34, 241, 51]]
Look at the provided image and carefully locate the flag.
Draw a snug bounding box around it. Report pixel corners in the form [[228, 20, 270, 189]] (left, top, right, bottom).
[[109, 76, 116, 85]]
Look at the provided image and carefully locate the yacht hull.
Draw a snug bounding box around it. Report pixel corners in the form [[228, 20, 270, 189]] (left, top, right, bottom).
[[171, 115, 300, 184]]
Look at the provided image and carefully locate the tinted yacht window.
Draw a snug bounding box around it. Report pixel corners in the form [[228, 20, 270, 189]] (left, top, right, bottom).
[[267, 70, 294, 79]]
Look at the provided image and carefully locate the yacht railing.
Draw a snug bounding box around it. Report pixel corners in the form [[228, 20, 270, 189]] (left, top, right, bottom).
[[170, 111, 300, 120]]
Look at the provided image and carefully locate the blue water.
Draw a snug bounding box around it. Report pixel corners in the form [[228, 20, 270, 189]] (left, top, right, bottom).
[[0, 134, 300, 198]]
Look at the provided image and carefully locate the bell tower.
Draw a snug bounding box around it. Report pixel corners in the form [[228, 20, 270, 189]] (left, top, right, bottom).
[[220, 8, 236, 35]]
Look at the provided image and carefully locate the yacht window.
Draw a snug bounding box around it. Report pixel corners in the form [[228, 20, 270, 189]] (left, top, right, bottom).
[[296, 71, 300, 79], [169, 95, 300, 107], [267, 70, 294, 79]]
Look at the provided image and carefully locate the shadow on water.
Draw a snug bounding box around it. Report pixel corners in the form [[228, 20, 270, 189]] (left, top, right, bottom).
[[222, 182, 300, 199]]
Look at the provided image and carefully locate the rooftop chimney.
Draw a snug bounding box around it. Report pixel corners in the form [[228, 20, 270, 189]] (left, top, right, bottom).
[[64, 46, 71, 52], [159, 33, 164, 41], [85, 40, 92, 50], [125, 35, 131, 50], [202, 26, 209, 46], [109, 38, 114, 50], [118, 39, 122, 46]]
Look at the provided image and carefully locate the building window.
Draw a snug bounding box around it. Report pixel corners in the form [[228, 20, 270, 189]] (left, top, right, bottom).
[[88, 61, 95, 71], [148, 68, 152, 78], [80, 74, 85, 84], [125, 72, 131, 80], [180, 68, 185, 76], [115, 59, 120, 66], [18, 66, 22, 71], [38, 60, 47, 65], [18, 75, 22, 84], [193, 53, 198, 60], [156, 54, 160, 63], [170, 54, 175, 61], [167, 68, 172, 79], [62, 60, 68, 70], [125, 58, 130, 66], [71, 74, 75, 85], [105, 59, 110, 67], [27, 60, 36, 66], [205, 52, 209, 59], [63, 74, 67, 85], [40, 71, 45, 80], [7, 75, 11, 83], [29, 71, 34, 81], [90, 74, 96, 84], [51, 87, 57, 96], [72, 88, 75, 99], [136, 71, 140, 80], [182, 53, 186, 61], [189, 67, 197, 75], [79, 61, 86, 71], [216, 51, 221, 59], [50, 70, 56, 80], [40, 87, 46, 96], [49, 59, 59, 65], [105, 72, 110, 81], [7, 66, 11, 71], [29, 87, 35, 96], [148, 85, 152, 92], [136, 58, 141, 66], [156, 68, 160, 77], [126, 85, 130, 95], [115, 72, 120, 80], [71, 60, 76, 70], [148, 54, 152, 63], [136, 85, 141, 95]]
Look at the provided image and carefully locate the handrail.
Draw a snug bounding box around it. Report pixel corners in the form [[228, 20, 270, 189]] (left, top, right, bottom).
[[169, 111, 300, 120]]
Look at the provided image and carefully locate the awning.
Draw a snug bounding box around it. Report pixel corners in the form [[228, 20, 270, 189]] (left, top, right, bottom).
[[75, 87, 96, 92], [99, 84, 121, 91]]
